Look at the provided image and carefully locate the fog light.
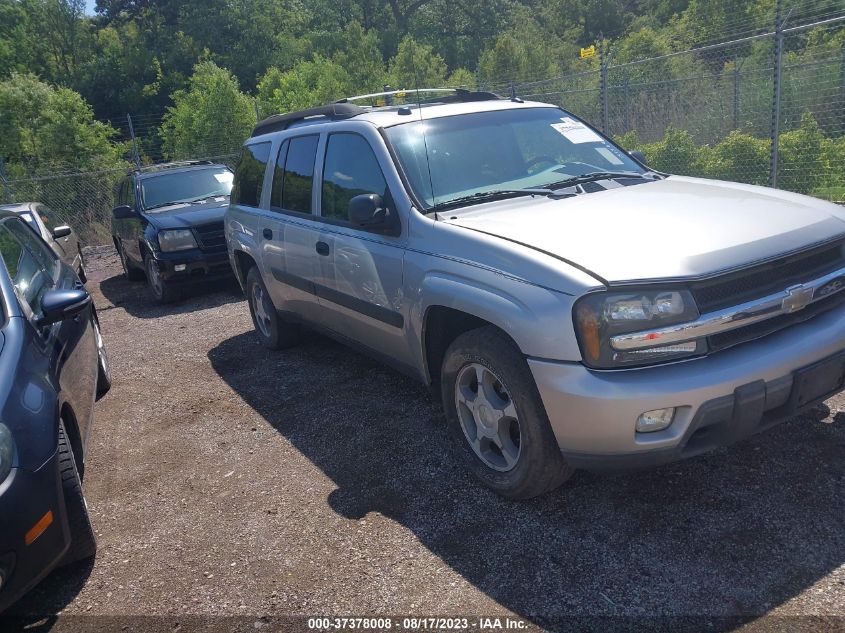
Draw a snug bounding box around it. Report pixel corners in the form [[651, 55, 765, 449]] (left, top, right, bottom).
[[636, 407, 675, 433], [174, 264, 187, 272]]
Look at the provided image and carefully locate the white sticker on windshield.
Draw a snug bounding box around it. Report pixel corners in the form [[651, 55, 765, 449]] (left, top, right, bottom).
[[551, 117, 603, 144], [596, 147, 624, 165], [214, 172, 234, 184]]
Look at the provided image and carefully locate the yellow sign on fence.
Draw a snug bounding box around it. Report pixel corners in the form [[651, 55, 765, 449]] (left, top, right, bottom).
[[580, 45, 596, 59]]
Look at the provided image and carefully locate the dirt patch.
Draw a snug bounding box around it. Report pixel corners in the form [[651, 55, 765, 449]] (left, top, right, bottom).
[[5, 248, 844, 629]]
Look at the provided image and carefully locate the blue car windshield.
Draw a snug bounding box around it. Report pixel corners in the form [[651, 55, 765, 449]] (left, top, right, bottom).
[[385, 107, 645, 209], [141, 168, 234, 211]]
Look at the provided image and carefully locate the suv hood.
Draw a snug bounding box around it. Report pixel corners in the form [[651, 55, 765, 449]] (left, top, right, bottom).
[[443, 176, 845, 284], [145, 198, 228, 230]]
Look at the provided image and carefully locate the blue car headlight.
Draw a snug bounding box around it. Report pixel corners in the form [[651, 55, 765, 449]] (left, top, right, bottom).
[[0, 424, 13, 482]]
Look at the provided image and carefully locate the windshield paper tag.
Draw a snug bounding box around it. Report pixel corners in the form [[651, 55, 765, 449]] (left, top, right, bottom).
[[551, 118, 603, 144]]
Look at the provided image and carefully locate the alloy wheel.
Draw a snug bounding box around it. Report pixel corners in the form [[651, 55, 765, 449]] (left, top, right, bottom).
[[251, 283, 272, 339], [454, 363, 522, 472]]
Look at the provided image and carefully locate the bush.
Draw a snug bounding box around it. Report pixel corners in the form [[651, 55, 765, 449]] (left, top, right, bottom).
[[703, 130, 770, 186], [640, 126, 708, 175]]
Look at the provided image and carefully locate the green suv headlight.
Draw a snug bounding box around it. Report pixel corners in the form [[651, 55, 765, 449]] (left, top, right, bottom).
[[574, 289, 705, 369], [0, 424, 13, 483], [158, 229, 198, 252]]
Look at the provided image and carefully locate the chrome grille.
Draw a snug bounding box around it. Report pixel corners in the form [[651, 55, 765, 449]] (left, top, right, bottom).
[[193, 222, 226, 253], [691, 240, 844, 313]]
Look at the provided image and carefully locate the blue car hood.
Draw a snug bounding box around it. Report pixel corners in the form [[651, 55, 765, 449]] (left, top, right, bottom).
[[145, 198, 228, 229]]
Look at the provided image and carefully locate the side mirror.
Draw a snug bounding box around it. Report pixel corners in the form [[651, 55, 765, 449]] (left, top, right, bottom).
[[112, 205, 137, 220], [38, 288, 91, 327], [51, 225, 72, 239], [348, 194, 387, 229], [629, 150, 647, 165]]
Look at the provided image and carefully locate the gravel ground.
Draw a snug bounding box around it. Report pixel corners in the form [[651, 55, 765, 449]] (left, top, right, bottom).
[[4, 246, 844, 632]]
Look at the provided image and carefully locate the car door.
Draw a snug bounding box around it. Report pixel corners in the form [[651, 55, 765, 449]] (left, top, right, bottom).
[[259, 134, 329, 326], [314, 130, 412, 368], [0, 217, 97, 444]]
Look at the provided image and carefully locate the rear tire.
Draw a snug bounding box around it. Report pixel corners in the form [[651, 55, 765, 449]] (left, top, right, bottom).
[[440, 326, 573, 499], [246, 266, 300, 350], [57, 420, 96, 565], [117, 241, 144, 281]]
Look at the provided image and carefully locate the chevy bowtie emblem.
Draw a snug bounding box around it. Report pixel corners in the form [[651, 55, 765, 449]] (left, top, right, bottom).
[[782, 285, 814, 313]]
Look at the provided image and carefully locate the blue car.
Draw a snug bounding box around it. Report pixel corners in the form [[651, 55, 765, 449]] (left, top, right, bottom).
[[0, 210, 110, 612]]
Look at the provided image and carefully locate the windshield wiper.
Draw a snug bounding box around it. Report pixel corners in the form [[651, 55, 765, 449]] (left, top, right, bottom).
[[432, 188, 554, 211], [190, 194, 229, 204], [545, 171, 652, 190]]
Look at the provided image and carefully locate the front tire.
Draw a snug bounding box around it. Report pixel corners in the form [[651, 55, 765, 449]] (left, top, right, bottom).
[[145, 255, 180, 303], [57, 420, 97, 565], [441, 326, 573, 499], [246, 266, 299, 350]]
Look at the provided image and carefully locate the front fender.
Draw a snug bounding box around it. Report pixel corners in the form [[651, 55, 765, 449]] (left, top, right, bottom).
[[413, 267, 583, 369]]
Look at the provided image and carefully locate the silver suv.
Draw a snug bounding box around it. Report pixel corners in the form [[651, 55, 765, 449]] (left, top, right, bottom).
[[225, 90, 845, 499]]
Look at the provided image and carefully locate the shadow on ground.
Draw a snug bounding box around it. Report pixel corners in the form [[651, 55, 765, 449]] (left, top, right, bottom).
[[2, 558, 94, 626], [209, 330, 844, 630], [99, 273, 243, 319]]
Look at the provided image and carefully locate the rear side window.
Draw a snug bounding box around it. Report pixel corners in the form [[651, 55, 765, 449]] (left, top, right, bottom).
[[321, 133, 390, 222], [232, 142, 271, 207], [282, 135, 319, 214]]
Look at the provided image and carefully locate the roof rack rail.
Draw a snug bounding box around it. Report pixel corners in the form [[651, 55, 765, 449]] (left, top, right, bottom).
[[336, 88, 503, 105], [251, 103, 367, 137], [135, 160, 216, 173]]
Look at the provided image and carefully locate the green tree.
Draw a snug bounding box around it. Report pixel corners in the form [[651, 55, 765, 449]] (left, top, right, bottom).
[[476, 25, 562, 86], [446, 68, 477, 90], [0, 73, 125, 173], [387, 35, 447, 88], [159, 61, 256, 160], [256, 56, 352, 115]]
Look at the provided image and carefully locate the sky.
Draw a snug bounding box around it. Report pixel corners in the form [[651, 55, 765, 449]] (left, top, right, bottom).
[[84, 0, 96, 15]]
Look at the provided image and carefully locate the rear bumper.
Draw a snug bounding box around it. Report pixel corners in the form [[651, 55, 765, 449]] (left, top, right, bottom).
[[0, 451, 69, 613], [151, 249, 233, 284], [529, 305, 845, 470]]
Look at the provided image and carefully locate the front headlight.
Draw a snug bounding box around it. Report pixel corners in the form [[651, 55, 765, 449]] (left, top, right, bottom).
[[0, 424, 13, 482], [574, 289, 705, 369], [158, 229, 197, 252]]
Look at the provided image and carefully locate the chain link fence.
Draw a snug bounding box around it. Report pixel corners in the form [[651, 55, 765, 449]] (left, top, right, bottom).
[[508, 8, 845, 200], [1, 3, 843, 245]]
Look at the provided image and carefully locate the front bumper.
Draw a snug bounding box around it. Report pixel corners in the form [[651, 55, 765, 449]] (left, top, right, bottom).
[[151, 248, 233, 285], [529, 305, 845, 470], [0, 451, 69, 612]]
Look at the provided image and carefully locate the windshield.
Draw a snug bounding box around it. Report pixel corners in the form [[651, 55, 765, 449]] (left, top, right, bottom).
[[141, 167, 234, 211], [385, 107, 646, 210], [17, 211, 38, 230]]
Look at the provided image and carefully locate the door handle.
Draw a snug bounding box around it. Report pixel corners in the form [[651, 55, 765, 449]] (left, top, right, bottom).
[[263, 228, 272, 240], [316, 241, 330, 256]]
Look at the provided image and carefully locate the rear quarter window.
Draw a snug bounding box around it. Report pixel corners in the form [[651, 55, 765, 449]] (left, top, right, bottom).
[[232, 142, 272, 207]]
